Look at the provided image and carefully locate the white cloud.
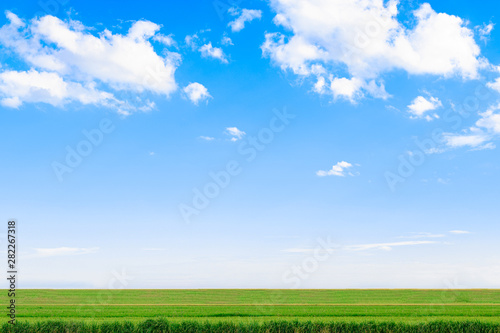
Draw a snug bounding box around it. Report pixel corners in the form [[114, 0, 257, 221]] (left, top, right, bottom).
[[228, 8, 262, 32], [199, 136, 215, 141], [221, 34, 233, 46], [316, 161, 356, 177], [443, 103, 500, 149], [34, 247, 99, 257], [199, 42, 228, 63], [330, 77, 364, 101], [476, 23, 494, 43], [185, 33, 199, 49], [0, 69, 116, 108], [263, 1, 484, 102], [407, 95, 442, 120], [183, 82, 211, 105], [450, 230, 471, 234], [285, 240, 436, 253], [471, 142, 496, 151], [153, 33, 176, 47], [443, 132, 490, 148], [476, 105, 500, 133], [225, 127, 246, 141], [346, 241, 436, 251], [399, 232, 445, 239], [487, 78, 500, 93], [0, 12, 182, 111], [437, 177, 451, 185]]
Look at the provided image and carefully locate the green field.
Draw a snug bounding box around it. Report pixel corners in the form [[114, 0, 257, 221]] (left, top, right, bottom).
[[3, 289, 500, 324]]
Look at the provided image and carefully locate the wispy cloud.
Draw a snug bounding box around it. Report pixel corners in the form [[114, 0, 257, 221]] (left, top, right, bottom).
[[225, 127, 246, 141], [199, 42, 228, 63], [199, 136, 215, 141], [398, 232, 445, 239], [443, 103, 500, 151], [284, 240, 436, 253], [345, 241, 436, 251], [476, 23, 494, 44], [228, 8, 262, 32], [33, 247, 99, 258], [449, 230, 471, 234], [316, 161, 357, 177]]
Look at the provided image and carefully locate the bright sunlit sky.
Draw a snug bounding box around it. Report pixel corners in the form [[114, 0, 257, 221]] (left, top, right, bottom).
[[1, 0, 500, 289]]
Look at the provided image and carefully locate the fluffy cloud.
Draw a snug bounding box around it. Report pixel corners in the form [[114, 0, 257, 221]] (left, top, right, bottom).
[[225, 127, 246, 141], [183, 82, 211, 105], [443, 104, 500, 149], [228, 8, 262, 32], [199, 42, 228, 63], [330, 77, 364, 101], [316, 161, 356, 177], [487, 78, 500, 93], [0, 69, 115, 108], [263, 1, 484, 102], [443, 132, 490, 149], [0, 12, 184, 111], [407, 95, 442, 120]]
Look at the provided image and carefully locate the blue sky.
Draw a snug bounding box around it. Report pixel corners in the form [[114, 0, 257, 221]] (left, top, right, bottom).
[[1, 0, 499, 289]]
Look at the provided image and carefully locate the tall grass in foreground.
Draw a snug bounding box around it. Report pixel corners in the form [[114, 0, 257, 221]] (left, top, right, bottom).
[[2, 319, 500, 333]]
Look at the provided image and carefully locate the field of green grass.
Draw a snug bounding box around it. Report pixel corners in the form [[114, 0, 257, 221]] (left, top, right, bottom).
[[3, 289, 500, 324]]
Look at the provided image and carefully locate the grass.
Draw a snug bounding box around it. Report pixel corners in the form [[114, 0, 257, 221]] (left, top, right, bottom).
[[2, 319, 500, 332], [2, 289, 500, 331]]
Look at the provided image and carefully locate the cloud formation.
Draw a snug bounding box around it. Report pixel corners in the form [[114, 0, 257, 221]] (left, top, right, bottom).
[[316, 161, 356, 177], [443, 103, 500, 150], [407, 95, 442, 120], [199, 42, 228, 63], [0, 12, 183, 112], [225, 127, 246, 141], [183, 82, 211, 105], [228, 8, 262, 32], [346, 241, 436, 251], [284, 240, 436, 253], [262, 1, 485, 102], [449, 230, 471, 234], [34, 247, 99, 257]]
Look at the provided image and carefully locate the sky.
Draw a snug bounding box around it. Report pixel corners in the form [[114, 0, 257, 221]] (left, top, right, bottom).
[[0, 0, 499, 289]]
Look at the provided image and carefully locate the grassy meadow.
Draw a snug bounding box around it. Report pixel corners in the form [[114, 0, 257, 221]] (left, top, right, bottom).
[[2, 289, 500, 331]]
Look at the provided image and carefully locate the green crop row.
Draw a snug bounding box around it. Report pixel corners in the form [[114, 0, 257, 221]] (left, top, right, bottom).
[[2, 319, 500, 333]]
